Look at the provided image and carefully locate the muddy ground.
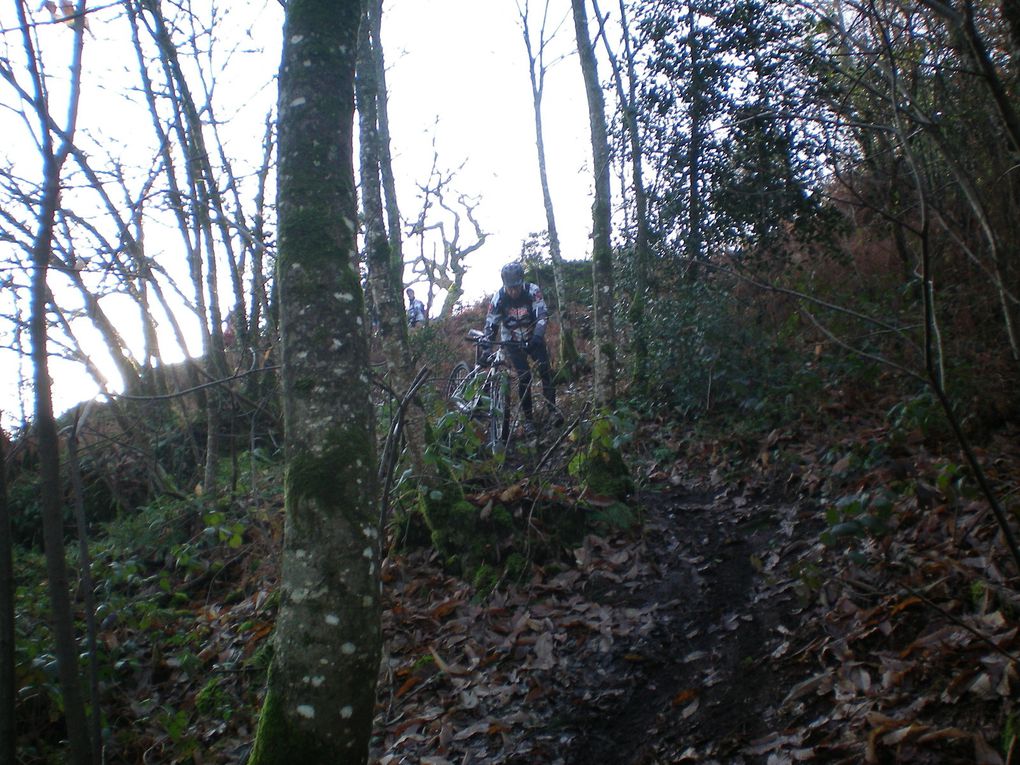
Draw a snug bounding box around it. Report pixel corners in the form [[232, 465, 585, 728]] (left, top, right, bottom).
[[372, 476, 828, 764]]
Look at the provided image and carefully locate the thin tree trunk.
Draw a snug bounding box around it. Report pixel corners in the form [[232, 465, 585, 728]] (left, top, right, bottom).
[[249, 1, 379, 761], [594, 0, 651, 392], [17, 1, 94, 760], [67, 411, 103, 765], [519, 0, 581, 375], [357, 4, 409, 373], [687, 2, 705, 275], [571, 0, 617, 405], [367, 0, 404, 284], [0, 425, 15, 765], [357, 2, 426, 475]]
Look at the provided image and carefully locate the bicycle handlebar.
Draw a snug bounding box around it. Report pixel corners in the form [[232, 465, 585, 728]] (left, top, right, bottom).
[[464, 329, 523, 347]]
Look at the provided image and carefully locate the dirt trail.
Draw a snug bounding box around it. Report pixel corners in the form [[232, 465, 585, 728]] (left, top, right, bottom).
[[374, 482, 818, 764], [557, 487, 809, 763]]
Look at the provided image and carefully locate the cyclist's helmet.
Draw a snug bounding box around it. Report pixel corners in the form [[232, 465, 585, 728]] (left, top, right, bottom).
[[501, 262, 525, 289]]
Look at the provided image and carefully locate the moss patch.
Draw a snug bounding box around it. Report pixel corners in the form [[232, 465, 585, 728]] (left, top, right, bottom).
[[415, 479, 589, 587], [569, 415, 635, 501]]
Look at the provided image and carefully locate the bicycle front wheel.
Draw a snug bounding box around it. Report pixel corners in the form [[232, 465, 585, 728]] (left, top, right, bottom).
[[446, 361, 470, 400], [488, 370, 511, 453]]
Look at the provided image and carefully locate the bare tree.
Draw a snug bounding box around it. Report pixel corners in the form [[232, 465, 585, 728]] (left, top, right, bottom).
[[517, 0, 581, 374], [408, 156, 488, 318], [14, 0, 95, 761]]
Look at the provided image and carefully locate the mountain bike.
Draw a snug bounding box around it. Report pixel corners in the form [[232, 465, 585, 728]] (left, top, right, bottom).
[[445, 329, 516, 454]]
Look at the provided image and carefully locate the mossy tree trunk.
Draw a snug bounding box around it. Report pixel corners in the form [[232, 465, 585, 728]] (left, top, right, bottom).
[[571, 0, 617, 405], [248, 2, 380, 763]]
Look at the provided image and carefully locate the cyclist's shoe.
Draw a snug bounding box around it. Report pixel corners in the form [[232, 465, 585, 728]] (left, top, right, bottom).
[[522, 420, 536, 437], [548, 408, 565, 427]]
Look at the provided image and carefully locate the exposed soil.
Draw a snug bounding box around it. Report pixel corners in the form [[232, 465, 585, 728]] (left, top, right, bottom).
[[372, 474, 825, 764], [559, 486, 809, 764]]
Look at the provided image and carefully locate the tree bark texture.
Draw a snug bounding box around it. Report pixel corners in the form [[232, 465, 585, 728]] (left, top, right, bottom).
[[248, 1, 381, 763], [571, 0, 617, 404]]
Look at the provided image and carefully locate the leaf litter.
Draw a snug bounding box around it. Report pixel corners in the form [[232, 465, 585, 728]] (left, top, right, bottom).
[[41, 410, 1017, 764], [371, 418, 1020, 764]]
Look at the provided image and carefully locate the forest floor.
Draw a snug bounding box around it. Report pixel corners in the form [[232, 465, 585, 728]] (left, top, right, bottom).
[[15, 379, 1020, 764], [369, 403, 1020, 765]]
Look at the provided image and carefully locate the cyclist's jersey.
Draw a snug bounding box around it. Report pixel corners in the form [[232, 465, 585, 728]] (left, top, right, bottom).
[[407, 298, 426, 326], [484, 283, 548, 343]]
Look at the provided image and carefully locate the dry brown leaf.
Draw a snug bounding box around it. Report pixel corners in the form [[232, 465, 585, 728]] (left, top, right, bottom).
[[671, 688, 698, 706], [430, 598, 462, 620]]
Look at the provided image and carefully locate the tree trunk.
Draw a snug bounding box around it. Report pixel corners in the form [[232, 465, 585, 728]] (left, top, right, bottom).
[[367, 0, 405, 285], [571, 0, 617, 405], [520, 0, 581, 376], [16, 1, 94, 761], [687, 2, 705, 274], [248, 1, 380, 762], [0, 426, 14, 765], [32, 134, 95, 765], [594, 0, 651, 393], [357, 3, 409, 374], [67, 411, 103, 765], [357, 0, 427, 476]]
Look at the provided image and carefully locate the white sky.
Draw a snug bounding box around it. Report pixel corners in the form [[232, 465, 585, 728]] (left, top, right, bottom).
[[381, 0, 595, 301], [0, 0, 600, 425]]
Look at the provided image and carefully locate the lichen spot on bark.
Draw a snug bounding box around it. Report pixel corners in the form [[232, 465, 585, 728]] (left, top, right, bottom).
[[290, 97, 307, 107], [290, 34, 304, 43], [362, 547, 373, 559], [340, 706, 354, 720], [363, 595, 373, 607], [297, 705, 315, 719], [341, 642, 356, 655], [325, 614, 340, 626]]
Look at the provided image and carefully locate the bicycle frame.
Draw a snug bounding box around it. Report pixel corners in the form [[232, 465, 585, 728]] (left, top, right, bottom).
[[447, 330, 516, 452]]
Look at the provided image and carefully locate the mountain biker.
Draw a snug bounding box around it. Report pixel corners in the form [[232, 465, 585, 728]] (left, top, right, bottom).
[[483, 261, 563, 434], [406, 287, 427, 328]]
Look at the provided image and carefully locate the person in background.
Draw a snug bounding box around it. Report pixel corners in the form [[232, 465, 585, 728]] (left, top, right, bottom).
[[406, 287, 426, 328], [483, 261, 563, 434]]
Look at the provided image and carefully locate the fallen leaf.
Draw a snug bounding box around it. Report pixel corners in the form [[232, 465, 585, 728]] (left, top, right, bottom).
[[671, 688, 698, 706]]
